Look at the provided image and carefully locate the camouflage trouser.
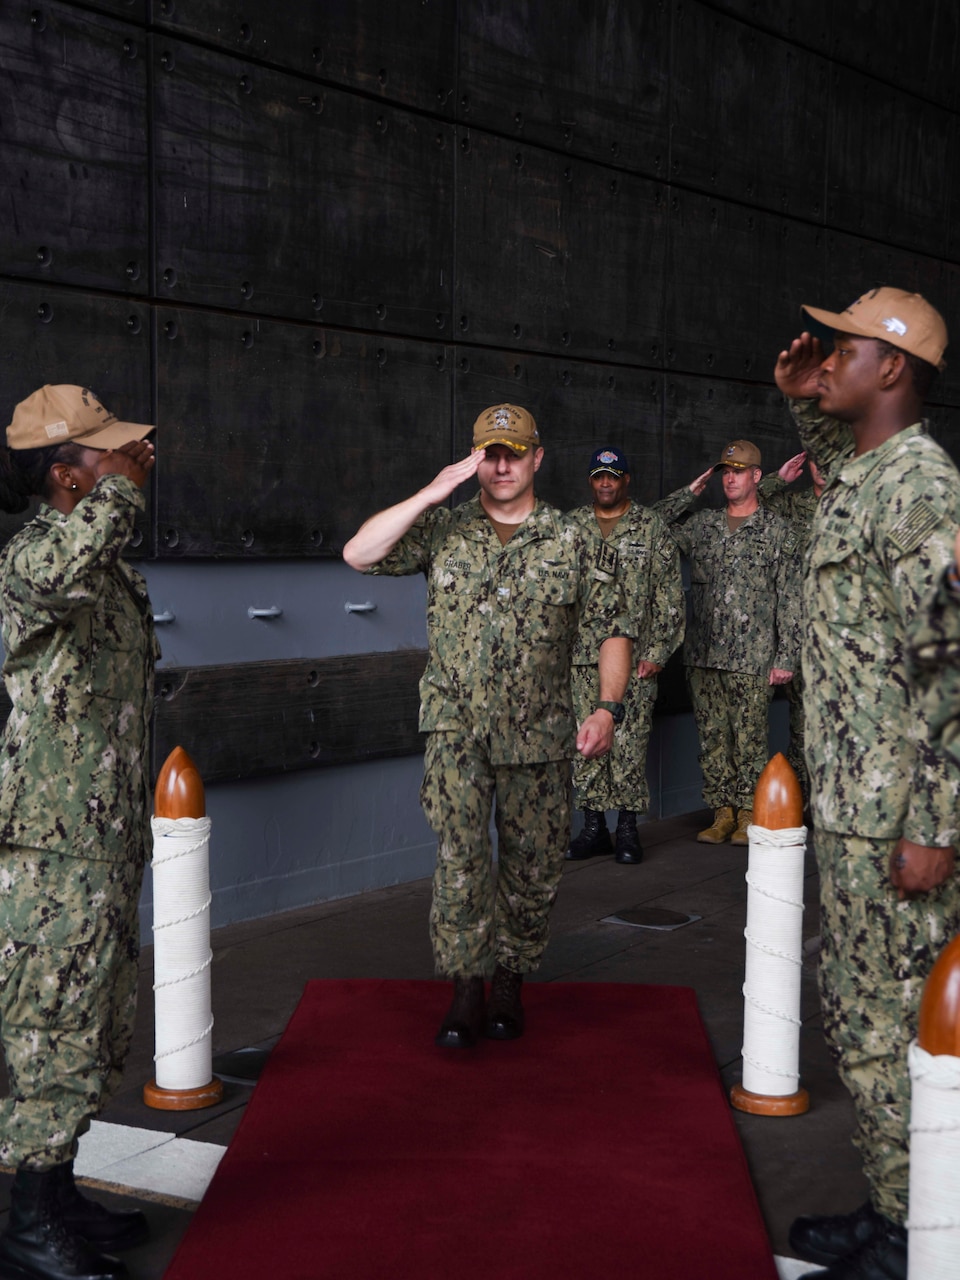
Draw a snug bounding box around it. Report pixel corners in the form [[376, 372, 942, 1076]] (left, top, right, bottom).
[[0, 846, 143, 1170], [815, 829, 960, 1224], [420, 731, 571, 978], [570, 665, 656, 813], [687, 666, 772, 809], [784, 668, 809, 801]]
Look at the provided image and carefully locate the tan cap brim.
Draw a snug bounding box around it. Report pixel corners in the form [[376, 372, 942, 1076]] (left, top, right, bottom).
[[74, 420, 155, 450], [474, 436, 529, 454], [801, 304, 864, 338]]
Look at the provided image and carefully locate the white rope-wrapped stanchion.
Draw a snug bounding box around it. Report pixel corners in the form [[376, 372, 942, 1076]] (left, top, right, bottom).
[[731, 752, 810, 1116], [143, 746, 224, 1111], [906, 933, 960, 1277]]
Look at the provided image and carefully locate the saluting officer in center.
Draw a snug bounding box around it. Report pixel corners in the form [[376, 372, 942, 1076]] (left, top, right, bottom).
[[344, 405, 634, 1048]]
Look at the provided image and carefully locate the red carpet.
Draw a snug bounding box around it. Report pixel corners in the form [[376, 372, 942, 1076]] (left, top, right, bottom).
[[166, 980, 777, 1279]]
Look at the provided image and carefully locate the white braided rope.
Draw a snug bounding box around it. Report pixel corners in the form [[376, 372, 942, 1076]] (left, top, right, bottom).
[[741, 983, 802, 1025], [150, 815, 215, 1090], [740, 823, 806, 1097], [906, 1042, 960, 1273], [741, 1047, 801, 1080]]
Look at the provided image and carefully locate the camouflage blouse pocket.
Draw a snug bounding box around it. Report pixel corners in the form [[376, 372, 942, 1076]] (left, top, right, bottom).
[[89, 601, 143, 698], [522, 567, 578, 606], [808, 534, 863, 623]]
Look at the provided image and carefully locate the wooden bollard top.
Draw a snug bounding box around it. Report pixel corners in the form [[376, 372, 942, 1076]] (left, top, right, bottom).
[[154, 745, 206, 819], [753, 752, 803, 829], [918, 933, 960, 1057]]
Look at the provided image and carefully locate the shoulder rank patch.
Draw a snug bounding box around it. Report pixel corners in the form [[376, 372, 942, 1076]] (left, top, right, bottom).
[[596, 540, 619, 576], [887, 500, 941, 557]]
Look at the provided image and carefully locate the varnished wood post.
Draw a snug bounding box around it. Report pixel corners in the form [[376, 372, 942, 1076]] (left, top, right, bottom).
[[918, 933, 960, 1057], [731, 753, 811, 1116], [907, 933, 960, 1271], [143, 746, 224, 1111]]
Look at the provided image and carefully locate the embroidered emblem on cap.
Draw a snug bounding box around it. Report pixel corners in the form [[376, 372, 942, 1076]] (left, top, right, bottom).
[[45, 421, 69, 440], [494, 407, 511, 429], [882, 317, 908, 337], [598, 450, 618, 465]]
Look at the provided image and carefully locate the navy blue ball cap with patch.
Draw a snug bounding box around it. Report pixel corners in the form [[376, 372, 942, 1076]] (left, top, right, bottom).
[[589, 447, 629, 477]]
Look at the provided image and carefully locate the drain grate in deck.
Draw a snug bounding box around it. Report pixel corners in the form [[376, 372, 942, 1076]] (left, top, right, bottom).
[[601, 906, 701, 931]]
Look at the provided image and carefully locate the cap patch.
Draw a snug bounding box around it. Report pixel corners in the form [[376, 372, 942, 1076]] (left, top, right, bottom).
[[494, 407, 511, 430], [882, 316, 908, 337], [45, 420, 69, 440], [598, 450, 618, 465]]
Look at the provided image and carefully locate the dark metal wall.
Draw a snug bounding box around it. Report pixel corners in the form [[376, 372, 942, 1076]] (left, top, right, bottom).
[[2, 0, 960, 783]]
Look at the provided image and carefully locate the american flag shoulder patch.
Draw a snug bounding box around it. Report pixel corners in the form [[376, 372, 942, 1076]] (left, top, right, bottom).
[[887, 500, 940, 556]]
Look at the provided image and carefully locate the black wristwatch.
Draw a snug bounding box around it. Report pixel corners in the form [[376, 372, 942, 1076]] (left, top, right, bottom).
[[596, 701, 626, 725]]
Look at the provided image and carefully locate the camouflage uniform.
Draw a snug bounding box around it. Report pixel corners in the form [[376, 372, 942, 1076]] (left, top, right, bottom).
[[757, 473, 819, 796], [791, 395, 960, 1225], [566, 501, 683, 813], [911, 566, 960, 765], [368, 495, 630, 976], [0, 475, 157, 1170], [655, 486, 801, 808]]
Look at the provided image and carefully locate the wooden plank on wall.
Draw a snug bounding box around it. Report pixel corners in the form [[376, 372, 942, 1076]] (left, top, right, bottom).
[[455, 133, 666, 366], [0, 0, 148, 292], [670, 4, 828, 224], [663, 191, 824, 382], [153, 0, 458, 116], [153, 39, 454, 335], [458, 0, 669, 175], [155, 313, 452, 557], [153, 651, 427, 784], [707, 0, 960, 114]]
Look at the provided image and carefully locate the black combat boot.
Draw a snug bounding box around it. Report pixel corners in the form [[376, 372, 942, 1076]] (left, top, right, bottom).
[[614, 810, 643, 864], [798, 1217, 907, 1280], [435, 976, 485, 1049], [789, 1200, 887, 1266], [56, 1162, 148, 1252], [565, 809, 613, 860], [0, 1166, 127, 1280], [484, 964, 525, 1040]]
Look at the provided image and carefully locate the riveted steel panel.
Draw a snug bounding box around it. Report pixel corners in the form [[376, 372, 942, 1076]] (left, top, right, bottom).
[[705, 0, 960, 110], [455, 133, 665, 365], [664, 190, 824, 380], [152, 0, 457, 115], [458, 0, 668, 174], [661, 375, 790, 500], [154, 309, 451, 558], [153, 40, 454, 333], [450, 347, 664, 509], [670, 4, 828, 222], [825, 68, 952, 258], [0, 0, 148, 292], [0, 280, 153, 553]]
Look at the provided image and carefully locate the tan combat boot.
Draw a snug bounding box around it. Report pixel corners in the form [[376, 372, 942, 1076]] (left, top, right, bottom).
[[697, 806, 736, 844], [730, 808, 753, 846]]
